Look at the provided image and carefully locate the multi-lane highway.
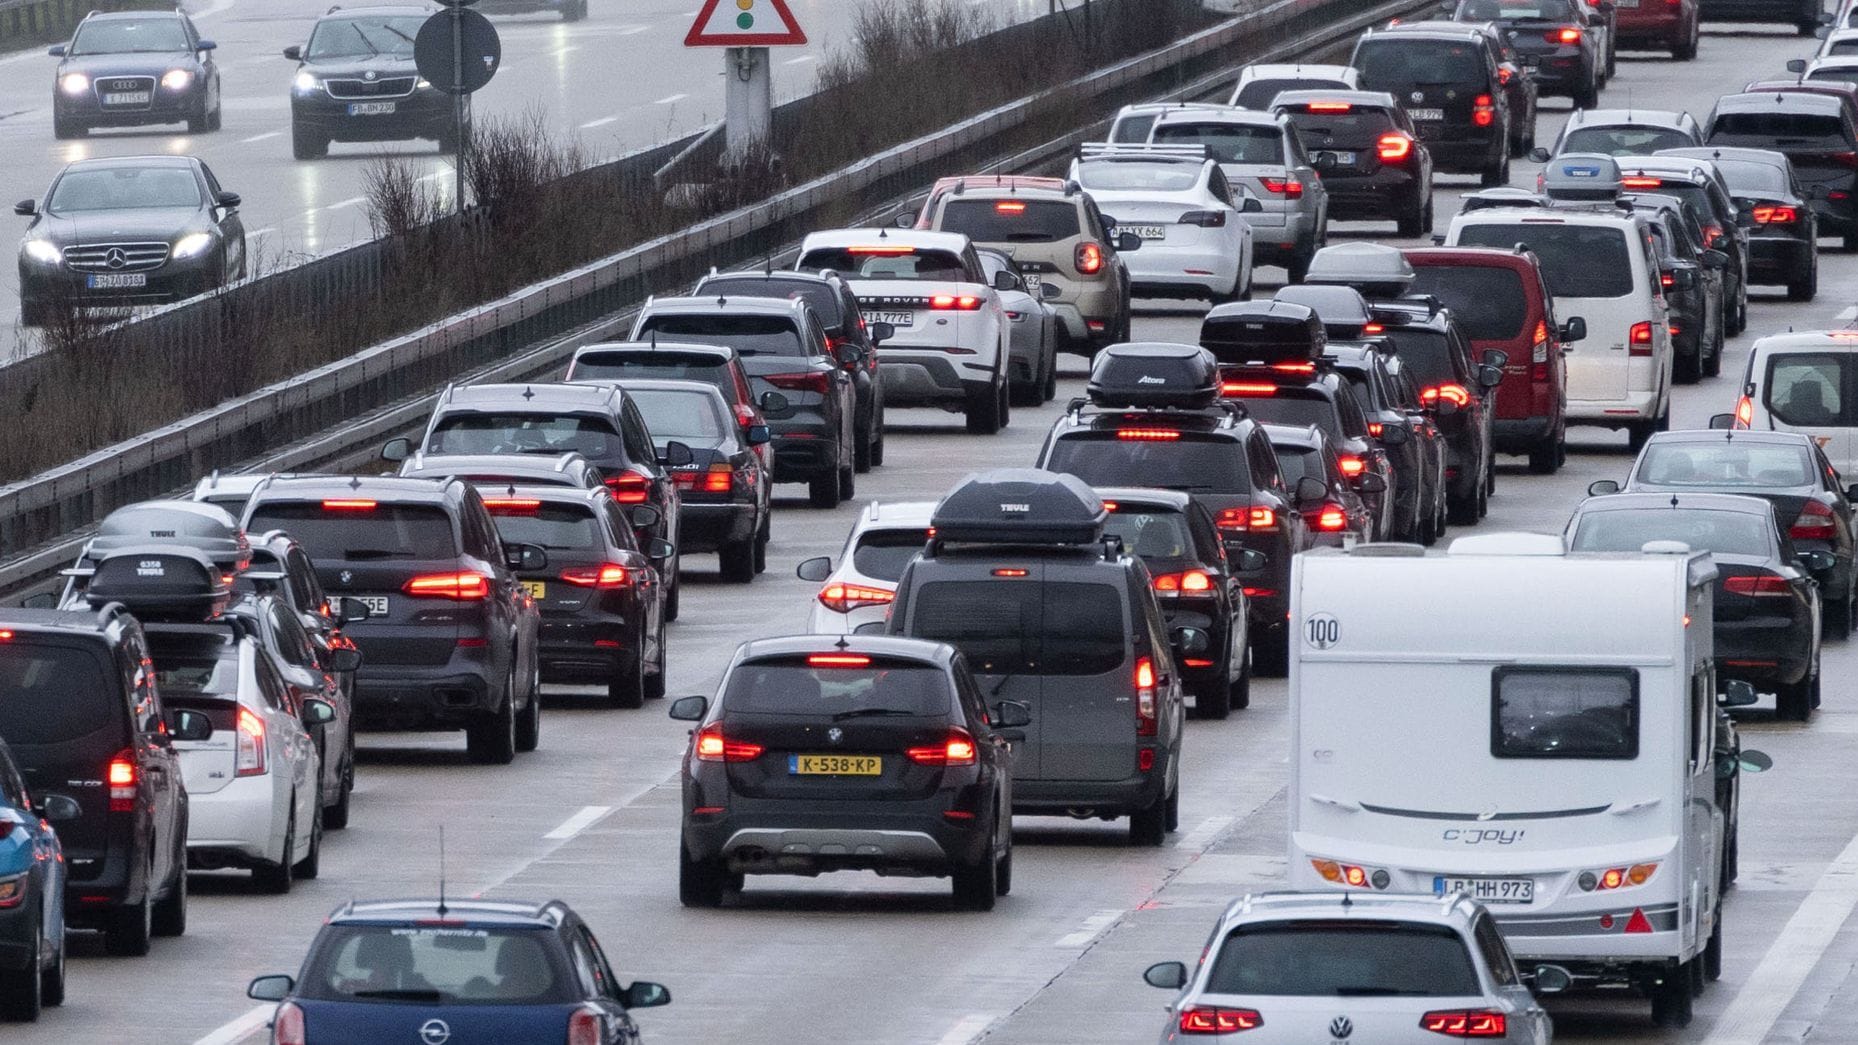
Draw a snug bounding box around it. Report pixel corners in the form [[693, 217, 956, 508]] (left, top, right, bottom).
[[7, 13, 1858, 1045]]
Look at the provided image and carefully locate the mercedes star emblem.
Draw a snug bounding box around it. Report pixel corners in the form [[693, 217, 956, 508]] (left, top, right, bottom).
[[826, 727, 844, 745], [418, 1019, 451, 1045], [104, 247, 127, 270], [1329, 1015, 1354, 1039]]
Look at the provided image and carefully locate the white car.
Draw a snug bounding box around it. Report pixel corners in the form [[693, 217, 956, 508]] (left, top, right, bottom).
[[795, 500, 935, 634], [1068, 144, 1256, 303], [1728, 330, 1858, 478], [1227, 61, 1359, 109], [1803, 54, 1858, 84], [1106, 100, 1229, 144], [154, 615, 329, 894], [795, 229, 1012, 435], [1820, 25, 1858, 57], [1147, 107, 1328, 275]]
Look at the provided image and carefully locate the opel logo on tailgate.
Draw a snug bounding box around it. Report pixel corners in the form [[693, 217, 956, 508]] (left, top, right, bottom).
[[1329, 1015, 1354, 1039], [418, 1019, 451, 1045], [104, 248, 127, 270]]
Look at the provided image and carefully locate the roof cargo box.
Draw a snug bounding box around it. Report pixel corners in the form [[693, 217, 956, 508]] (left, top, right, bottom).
[[1199, 301, 1326, 367], [1301, 242, 1417, 297], [85, 546, 231, 621], [1087, 342, 1221, 409], [1272, 285, 1374, 338], [86, 500, 250, 574], [931, 469, 1107, 546], [1541, 153, 1623, 202]]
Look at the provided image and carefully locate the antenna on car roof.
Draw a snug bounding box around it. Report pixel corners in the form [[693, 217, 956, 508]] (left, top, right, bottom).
[[833, 635, 851, 651], [436, 826, 449, 917], [717, 294, 727, 307]]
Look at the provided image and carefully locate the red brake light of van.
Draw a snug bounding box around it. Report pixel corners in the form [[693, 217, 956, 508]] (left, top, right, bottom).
[[108, 753, 137, 812], [1261, 177, 1304, 198], [1153, 570, 1213, 594], [1313, 504, 1350, 532], [1734, 394, 1754, 429], [1117, 428, 1182, 440], [1337, 454, 1367, 478], [1548, 25, 1581, 43], [1179, 1007, 1263, 1034], [1470, 98, 1494, 129], [1421, 383, 1472, 408], [1222, 381, 1279, 396], [560, 564, 631, 589], [321, 499, 376, 511], [1378, 132, 1415, 161], [1306, 101, 1352, 112], [1621, 176, 1664, 189], [1791, 499, 1838, 541], [993, 200, 1027, 214], [1134, 656, 1159, 736], [1421, 1010, 1507, 1037], [1628, 321, 1655, 356], [1532, 320, 1551, 380], [907, 728, 978, 766], [403, 572, 490, 600], [1217, 507, 1278, 532], [1751, 204, 1799, 224], [1075, 242, 1105, 275], [807, 653, 872, 668], [1367, 422, 1383, 437], [694, 723, 763, 763], [818, 582, 894, 612], [605, 471, 652, 505], [930, 294, 984, 310]]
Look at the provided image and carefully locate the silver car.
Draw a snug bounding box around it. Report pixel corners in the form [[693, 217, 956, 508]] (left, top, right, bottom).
[[1143, 892, 1566, 1044], [977, 247, 1059, 405]]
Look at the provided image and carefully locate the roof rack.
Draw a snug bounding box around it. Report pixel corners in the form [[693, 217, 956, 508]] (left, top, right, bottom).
[[1075, 142, 1210, 163]]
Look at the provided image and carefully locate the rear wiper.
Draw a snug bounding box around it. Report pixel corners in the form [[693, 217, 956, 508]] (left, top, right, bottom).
[[341, 549, 413, 560], [350, 989, 443, 1001], [831, 707, 918, 721], [1334, 987, 1422, 996]]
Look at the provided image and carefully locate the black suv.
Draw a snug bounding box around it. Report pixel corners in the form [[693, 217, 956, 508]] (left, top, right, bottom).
[[242, 476, 544, 765], [1374, 301, 1503, 525], [1324, 342, 1449, 545], [284, 5, 461, 160], [1450, 0, 1602, 107], [1350, 22, 1512, 185], [0, 604, 207, 957], [15, 155, 246, 325], [670, 635, 1018, 909], [48, 10, 221, 139], [1273, 90, 1435, 236]]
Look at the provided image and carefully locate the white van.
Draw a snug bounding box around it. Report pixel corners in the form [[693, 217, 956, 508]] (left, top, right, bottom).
[[1288, 533, 1748, 1028], [1448, 154, 1674, 449], [1724, 330, 1858, 479]]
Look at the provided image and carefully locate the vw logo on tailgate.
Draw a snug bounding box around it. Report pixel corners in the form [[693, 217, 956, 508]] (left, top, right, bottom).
[[1329, 1015, 1354, 1039]]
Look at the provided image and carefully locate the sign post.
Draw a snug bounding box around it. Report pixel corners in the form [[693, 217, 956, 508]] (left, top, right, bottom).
[[684, 0, 806, 161], [415, 1, 501, 214]]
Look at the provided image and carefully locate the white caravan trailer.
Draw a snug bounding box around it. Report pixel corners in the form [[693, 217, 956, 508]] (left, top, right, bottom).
[[1287, 533, 1731, 1027]]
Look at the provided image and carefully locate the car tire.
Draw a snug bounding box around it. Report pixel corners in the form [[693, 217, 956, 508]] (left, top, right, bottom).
[[1230, 648, 1252, 710], [719, 537, 756, 583], [1777, 669, 1815, 722], [645, 617, 667, 700], [608, 651, 646, 709], [994, 843, 1012, 897], [1009, 375, 1041, 408], [1627, 418, 1660, 453], [291, 123, 327, 160], [51, 110, 84, 141], [103, 884, 152, 957], [39, 927, 64, 1008], [665, 574, 681, 622], [1479, 151, 1509, 188], [1650, 962, 1695, 1027], [1673, 29, 1697, 60], [1042, 347, 1059, 403], [564, 0, 586, 20], [1193, 672, 1231, 721], [1129, 791, 1168, 847], [870, 424, 885, 467], [0, 923, 42, 1021], [808, 467, 842, 509], [1787, 263, 1818, 302], [1704, 323, 1724, 378], [151, 853, 186, 936], [1799, 18, 1821, 35], [254, 810, 295, 895], [1527, 436, 1561, 475], [1396, 199, 1428, 239], [1723, 824, 1740, 889], [1703, 914, 1724, 983], [1845, 232, 1858, 254], [964, 382, 1004, 435], [754, 513, 770, 574], [1448, 485, 1479, 526], [515, 662, 541, 752], [324, 757, 353, 830], [678, 842, 728, 908], [1252, 630, 1289, 678], [951, 846, 998, 911], [466, 681, 518, 764], [294, 794, 323, 880], [840, 461, 856, 500], [997, 379, 1012, 430], [1674, 349, 1701, 385], [853, 421, 873, 473], [1825, 593, 1854, 641], [1574, 82, 1599, 110]]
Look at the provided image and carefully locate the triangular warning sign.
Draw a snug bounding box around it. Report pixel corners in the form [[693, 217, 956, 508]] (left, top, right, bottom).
[[684, 0, 807, 47]]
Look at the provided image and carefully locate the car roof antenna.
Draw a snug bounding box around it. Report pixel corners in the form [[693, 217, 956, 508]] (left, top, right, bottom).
[[436, 825, 449, 917]]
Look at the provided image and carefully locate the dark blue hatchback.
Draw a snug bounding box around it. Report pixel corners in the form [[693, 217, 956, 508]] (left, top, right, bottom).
[[0, 737, 74, 1022], [248, 898, 670, 1045]]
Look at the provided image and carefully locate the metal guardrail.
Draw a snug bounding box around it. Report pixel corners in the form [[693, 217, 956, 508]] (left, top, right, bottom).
[[0, 0, 1428, 597]]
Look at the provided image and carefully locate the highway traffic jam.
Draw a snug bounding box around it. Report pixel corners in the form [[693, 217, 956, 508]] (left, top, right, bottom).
[[7, 0, 1858, 1042]]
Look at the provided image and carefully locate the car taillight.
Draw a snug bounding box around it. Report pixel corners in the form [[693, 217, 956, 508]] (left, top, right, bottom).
[[1548, 25, 1581, 43], [929, 294, 983, 310], [568, 1005, 603, 1045], [1261, 177, 1303, 198], [605, 471, 653, 504], [1075, 241, 1105, 275], [694, 723, 763, 763], [1422, 1010, 1507, 1037], [1179, 1006, 1262, 1034], [1367, 422, 1383, 437], [482, 497, 543, 513], [1497, 65, 1512, 85], [1792, 499, 1838, 540], [404, 572, 490, 600], [1628, 321, 1654, 356], [108, 752, 137, 813], [1117, 428, 1182, 440], [273, 1001, 306, 1045], [1734, 394, 1754, 429], [560, 564, 631, 589], [817, 581, 895, 613], [1532, 320, 1550, 381], [320, 498, 376, 511], [1660, 271, 1676, 288], [1134, 656, 1158, 736], [1313, 504, 1349, 532], [765, 371, 832, 394], [1421, 383, 1471, 408], [235, 709, 267, 777], [1377, 132, 1414, 161], [1752, 204, 1798, 224], [1724, 574, 1794, 597], [1216, 506, 1277, 532], [1221, 381, 1279, 397], [1621, 176, 1663, 189], [1153, 569, 1214, 595], [1179, 209, 1227, 227], [675, 463, 733, 493], [1831, 151, 1858, 169], [907, 728, 978, 766], [1337, 454, 1366, 478], [1470, 96, 1494, 129]]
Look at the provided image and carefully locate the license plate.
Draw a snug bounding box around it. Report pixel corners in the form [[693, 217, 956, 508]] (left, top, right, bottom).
[[86, 273, 146, 289], [790, 754, 882, 775], [348, 101, 397, 116], [520, 581, 546, 599], [1435, 876, 1534, 904], [356, 596, 389, 617], [1616, 0, 1637, 6], [103, 91, 150, 105], [1319, 151, 1357, 165], [862, 310, 913, 327], [1022, 274, 1042, 291], [1409, 108, 1444, 122], [1127, 224, 1167, 240]]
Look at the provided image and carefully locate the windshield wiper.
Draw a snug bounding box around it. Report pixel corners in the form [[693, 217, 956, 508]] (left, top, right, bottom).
[[831, 707, 918, 721], [350, 988, 443, 1001]]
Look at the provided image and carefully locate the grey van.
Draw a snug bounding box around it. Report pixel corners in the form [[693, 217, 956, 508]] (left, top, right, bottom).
[[885, 469, 1191, 846]]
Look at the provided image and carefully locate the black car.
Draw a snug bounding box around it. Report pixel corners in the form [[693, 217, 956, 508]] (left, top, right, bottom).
[[247, 898, 670, 1044], [694, 268, 888, 472], [1616, 157, 1752, 336], [15, 155, 246, 325], [48, 10, 221, 139], [1662, 146, 1820, 301], [285, 5, 462, 160], [1349, 22, 1512, 185], [1696, 0, 1823, 36], [1627, 194, 1728, 383], [669, 635, 1018, 909], [242, 476, 545, 765], [618, 379, 771, 583], [1451, 0, 1602, 107], [1568, 492, 1825, 719], [1325, 343, 1448, 544], [1273, 91, 1435, 236], [564, 342, 770, 473], [0, 737, 73, 1021], [1362, 301, 1501, 525], [1706, 91, 1858, 250], [480, 485, 671, 709], [1262, 423, 1381, 547], [1096, 487, 1254, 718]]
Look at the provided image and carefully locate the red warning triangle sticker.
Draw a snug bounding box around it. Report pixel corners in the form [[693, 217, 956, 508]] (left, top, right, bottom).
[[684, 0, 808, 47]]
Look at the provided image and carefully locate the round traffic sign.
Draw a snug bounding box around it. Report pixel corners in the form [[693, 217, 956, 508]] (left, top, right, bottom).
[[414, 8, 501, 95]]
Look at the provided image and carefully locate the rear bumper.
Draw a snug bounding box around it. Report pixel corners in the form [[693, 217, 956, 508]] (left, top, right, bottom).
[[1716, 617, 1814, 685], [352, 664, 496, 730], [683, 804, 990, 875], [1014, 772, 1167, 817], [878, 352, 995, 406], [537, 614, 638, 684], [185, 776, 284, 866], [1494, 415, 1557, 452], [1322, 171, 1425, 221], [1417, 133, 1502, 172], [1125, 241, 1241, 298], [769, 426, 844, 483], [1566, 392, 1662, 425], [1747, 236, 1815, 282], [0, 905, 39, 971], [1615, 10, 1684, 41], [676, 501, 757, 553]]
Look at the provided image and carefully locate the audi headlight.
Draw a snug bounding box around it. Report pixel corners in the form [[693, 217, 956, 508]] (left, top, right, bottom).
[[171, 232, 214, 259], [294, 71, 319, 92], [59, 72, 90, 95], [160, 69, 194, 90], [22, 239, 62, 265]]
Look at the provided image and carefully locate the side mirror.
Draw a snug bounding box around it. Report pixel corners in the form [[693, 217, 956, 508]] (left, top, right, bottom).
[[745, 423, 772, 446], [1720, 679, 1759, 707], [1144, 961, 1189, 990], [1816, 24, 1831, 38], [247, 974, 295, 1002], [281, 45, 302, 61], [627, 504, 662, 529], [216, 191, 241, 210], [894, 213, 915, 229], [1700, 249, 1728, 270], [659, 440, 694, 468], [1667, 267, 1697, 291], [668, 695, 708, 721], [1116, 232, 1142, 252], [1846, 483, 1858, 501], [759, 390, 791, 414], [1237, 549, 1268, 572], [169, 709, 214, 742], [1040, 282, 1062, 300], [1528, 146, 1551, 163], [1241, 196, 1263, 214], [47, 44, 65, 57], [1531, 965, 1573, 996], [1377, 419, 1410, 446], [1798, 548, 1837, 573], [833, 343, 862, 368], [324, 646, 362, 673], [504, 543, 548, 572], [1709, 412, 1736, 430], [796, 556, 833, 582], [1809, 183, 1831, 200], [647, 538, 676, 560], [1295, 475, 1329, 505], [992, 269, 1017, 292], [1357, 472, 1389, 494], [380, 436, 412, 463], [1170, 626, 1211, 656], [622, 981, 672, 1008], [1588, 479, 1621, 496], [1739, 749, 1773, 773], [990, 699, 1032, 729], [36, 794, 81, 823], [301, 698, 337, 726], [869, 321, 895, 344], [14, 199, 36, 217], [197, 38, 218, 51], [1560, 316, 1586, 343], [1482, 349, 1510, 370], [334, 596, 372, 623], [1477, 363, 1504, 390]]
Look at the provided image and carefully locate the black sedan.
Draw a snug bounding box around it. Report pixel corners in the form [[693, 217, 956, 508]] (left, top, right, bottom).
[[1097, 487, 1254, 719], [1629, 196, 1727, 383], [618, 379, 773, 583], [49, 10, 221, 138], [285, 6, 460, 160], [1567, 492, 1824, 720], [1663, 146, 1820, 301]]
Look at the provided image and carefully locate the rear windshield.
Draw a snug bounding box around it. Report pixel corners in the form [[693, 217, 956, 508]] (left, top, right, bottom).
[[1764, 353, 1857, 426], [1454, 223, 1634, 298], [1044, 432, 1251, 494], [1354, 39, 1486, 88], [1103, 508, 1194, 560], [145, 631, 238, 696], [484, 502, 605, 552], [1075, 162, 1202, 192], [907, 580, 1126, 676], [568, 355, 730, 390], [1476, 0, 1577, 17], [852, 529, 930, 583], [1381, 328, 1461, 388], [1808, 68, 1858, 85], [796, 248, 968, 282], [0, 641, 122, 746], [247, 502, 459, 561], [1637, 440, 1817, 488], [427, 413, 624, 458], [1111, 113, 1159, 143], [721, 658, 951, 717], [1710, 112, 1854, 149], [1408, 265, 1527, 341], [1152, 123, 1285, 164], [628, 387, 728, 444], [1206, 922, 1481, 996], [1270, 446, 1325, 488], [1628, 181, 1714, 225], [703, 279, 845, 327], [1234, 77, 1348, 109], [1710, 160, 1789, 193], [1281, 108, 1398, 149], [1237, 395, 1343, 441], [1561, 126, 1694, 156], [635, 315, 807, 357], [938, 199, 1081, 243], [297, 926, 576, 1005], [1570, 508, 1773, 557], [1493, 667, 1637, 760]]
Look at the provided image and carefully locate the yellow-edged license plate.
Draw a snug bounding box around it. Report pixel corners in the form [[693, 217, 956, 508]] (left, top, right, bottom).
[[789, 754, 882, 775], [521, 581, 546, 599]]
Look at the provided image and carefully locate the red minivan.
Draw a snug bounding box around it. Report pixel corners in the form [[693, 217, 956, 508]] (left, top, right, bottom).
[[1404, 247, 1570, 474]]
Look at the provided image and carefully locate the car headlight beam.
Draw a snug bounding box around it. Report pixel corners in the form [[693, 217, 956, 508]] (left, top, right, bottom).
[[171, 232, 214, 259], [59, 73, 90, 95], [23, 239, 63, 265], [161, 69, 194, 90], [294, 71, 319, 93]]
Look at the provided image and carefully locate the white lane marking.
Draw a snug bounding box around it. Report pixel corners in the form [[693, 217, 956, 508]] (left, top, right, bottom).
[[324, 196, 366, 211], [614, 23, 649, 35], [936, 1013, 996, 1045], [190, 1003, 272, 1045], [544, 804, 611, 840], [1838, 305, 1857, 322], [240, 130, 282, 143], [1173, 814, 1233, 851], [653, 92, 688, 105], [1054, 908, 1123, 948], [1701, 829, 1858, 1044], [784, 54, 817, 65], [580, 115, 620, 129]]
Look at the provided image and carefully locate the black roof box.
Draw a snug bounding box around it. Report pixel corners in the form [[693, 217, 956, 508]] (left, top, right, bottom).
[[84, 546, 231, 622], [1198, 301, 1326, 366], [1086, 342, 1220, 409], [85, 500, 250, 574], [930, 469, 1107, 546]]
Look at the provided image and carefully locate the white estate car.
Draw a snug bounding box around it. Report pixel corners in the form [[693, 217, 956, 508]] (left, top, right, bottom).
[[796, 500, 936, 635], [1728, 330, 1858, 479], [1228, 62, 1360, 109], [1069, 143, 1256, 303]]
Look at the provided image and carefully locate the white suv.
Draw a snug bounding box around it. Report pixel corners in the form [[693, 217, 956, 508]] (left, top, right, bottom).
[[1727, 330, 1858, 478], [795, 229, 1011, 434], [795, 500, 935, 634]]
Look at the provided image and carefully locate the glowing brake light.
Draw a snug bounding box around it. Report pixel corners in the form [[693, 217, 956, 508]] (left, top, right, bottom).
[[930, 294, 983, 310], [560, 564, 631, 589], [482, 497, 542, 512], [1179, 1007, 1263, 1034], [1306, 101, 1352, 112], [1153, 570, 1214, 594], [1733, 394, 1754, 428], [1621, 176, 1664, 189], [817, 582, 894, 613], [1117, 428, 1181, 440], [321, 499, 376, 511], [1470, 96, 1494, 129], [808, 653, 873, 667], [1420, 383, 1471, 408], [1421, 1010, 1507, 1037], [1752, 204, 1798, 224], [993, 200, 1027, 214], [235, 709, 267, 777], [1533, 319, 1551, 380], [846, 245, 915, 256], [1221, 381, 1279, 396], [1313, 504, 1349, 532], [1378, 132, 1415, 160], [1075, 241, 1105, 275], [1367, 422, 1383, 437], [1628, 321, 1654, 356], [694, 723, 763, 762], [403, 571, 490, 600], [1261, 177, 1303, 198], [108, 753, 137, 812], [1337, 454, 1366, 478], [0, 630, 11, 642], [1217, 506, 1278, 532], [605, 471, 652, 505], [1134, 656, 1158, 736], [907, 728, 978, 766], [1791, 499, 1838, 540], [1548, 25, 1581, 43]]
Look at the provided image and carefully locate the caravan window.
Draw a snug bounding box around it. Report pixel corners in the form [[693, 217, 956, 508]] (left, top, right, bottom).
[[1491, 667, 1638, 760]]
